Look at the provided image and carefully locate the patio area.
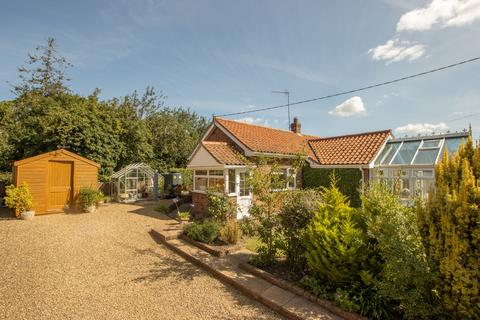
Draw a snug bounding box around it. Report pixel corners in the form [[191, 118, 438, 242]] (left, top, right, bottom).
[[0, 202, 283, 320]]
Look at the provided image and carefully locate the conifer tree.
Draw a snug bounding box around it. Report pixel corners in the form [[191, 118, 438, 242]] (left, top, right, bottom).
[[417, 137, 480, 318], [303, 175, 367, 286]]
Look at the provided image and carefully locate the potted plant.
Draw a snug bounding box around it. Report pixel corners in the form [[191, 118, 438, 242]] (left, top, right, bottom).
[[78, 187, 99, 213], [4, 182, 35, 220], [178, 211, 190, 222]]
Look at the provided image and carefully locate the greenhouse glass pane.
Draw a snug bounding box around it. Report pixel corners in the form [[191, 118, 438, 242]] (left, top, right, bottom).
[[443, 137, 465, 156], [391, 141, 421, 164], [376, 142, 401, 165], [422, 139, 441, 148], [413, 149, 439, 164]]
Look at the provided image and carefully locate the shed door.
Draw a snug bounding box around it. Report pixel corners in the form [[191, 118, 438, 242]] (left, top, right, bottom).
[[48, 161, 73, 211]]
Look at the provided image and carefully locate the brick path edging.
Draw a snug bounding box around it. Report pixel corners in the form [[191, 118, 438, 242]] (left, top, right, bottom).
[[150, 229, 312, 320], [179, 234, 244, 257], [238, 262, 366, 320]]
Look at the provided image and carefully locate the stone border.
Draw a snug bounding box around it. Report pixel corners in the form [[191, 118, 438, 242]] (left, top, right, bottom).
[[150, 229, 312, 320], [180, 234, 243, 257], [239, 262, 366, 320]]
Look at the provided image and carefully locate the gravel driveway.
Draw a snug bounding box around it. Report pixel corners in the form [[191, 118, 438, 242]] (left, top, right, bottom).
[[0, 203, 283, 320]]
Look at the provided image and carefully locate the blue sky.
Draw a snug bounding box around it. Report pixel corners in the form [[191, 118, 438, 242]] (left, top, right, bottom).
[[1, 0, 480, 137]]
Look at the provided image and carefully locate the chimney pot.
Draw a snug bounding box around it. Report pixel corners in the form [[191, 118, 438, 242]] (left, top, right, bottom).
[[290, 117, 301, 133]]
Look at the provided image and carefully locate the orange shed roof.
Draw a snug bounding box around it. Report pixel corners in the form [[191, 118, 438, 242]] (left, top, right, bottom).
[[14, 149, 100, 168], [308, 130, 391, 165]]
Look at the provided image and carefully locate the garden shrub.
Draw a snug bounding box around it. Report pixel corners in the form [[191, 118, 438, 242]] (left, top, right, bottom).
[[362, 183, 441, 320], [303, 176, 368, 286], [207, 191, 238, 223], [279, 189, 322, 272], [238, 217, 256, 237], [302, 165, 362, 207], [220, 219, 242, 244], [5, 182, 33, 216], [78, 187, 100, 210], [248, 160, 287, 267], [184, 220, 220, 244], [417, 138, 480, 319]]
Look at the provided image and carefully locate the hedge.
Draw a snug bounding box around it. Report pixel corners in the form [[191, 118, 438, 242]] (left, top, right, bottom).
[[302, 166, 362, 207]]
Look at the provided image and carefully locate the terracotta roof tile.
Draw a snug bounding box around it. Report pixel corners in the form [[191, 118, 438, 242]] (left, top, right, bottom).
[[202, 141, 245, 165], [308, 130, 391, 165], [215, 118, 318, 158]]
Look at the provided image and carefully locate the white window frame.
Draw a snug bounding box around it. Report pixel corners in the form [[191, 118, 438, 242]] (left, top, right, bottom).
[[271, 167, 297, 191], [193, 169, 225, 194]]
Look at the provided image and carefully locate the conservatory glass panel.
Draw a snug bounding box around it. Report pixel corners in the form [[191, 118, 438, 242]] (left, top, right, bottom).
[[391, 141, 421, 164], [443, 137, 465, 156], [126, 179, 137, 190], [209, 170, 224, 176], [195, 170, 207, 176], [422, 139, 441, 148], [375, 142, 401, 165], [413, 149, 440, 164]]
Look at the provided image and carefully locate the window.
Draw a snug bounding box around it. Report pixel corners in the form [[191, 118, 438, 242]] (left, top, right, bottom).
[[272, 168, 296, 190], [239, 172, 250, 197], [193, 170, 225, 193], [228, 169, 236, 194]]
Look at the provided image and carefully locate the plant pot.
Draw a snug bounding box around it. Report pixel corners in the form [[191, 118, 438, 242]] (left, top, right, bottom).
[[20, 210, 35, 220], [84, 205, 96, 213]]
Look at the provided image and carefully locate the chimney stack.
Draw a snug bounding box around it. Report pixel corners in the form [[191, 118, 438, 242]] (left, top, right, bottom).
[[290, 117, 301, 134]]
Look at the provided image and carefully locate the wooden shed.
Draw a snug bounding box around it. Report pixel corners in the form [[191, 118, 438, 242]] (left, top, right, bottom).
[[13, 149, 100, 214]]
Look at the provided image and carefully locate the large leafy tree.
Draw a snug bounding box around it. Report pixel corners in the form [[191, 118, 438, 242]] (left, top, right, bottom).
[[147, 107, 208, 171]]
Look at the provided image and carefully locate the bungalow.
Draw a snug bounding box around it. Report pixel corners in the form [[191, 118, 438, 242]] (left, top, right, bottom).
[[187, 117, 469, 217], [187, 117, 391, 218]]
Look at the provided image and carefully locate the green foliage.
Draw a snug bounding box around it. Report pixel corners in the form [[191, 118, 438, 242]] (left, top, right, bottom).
[[184, 220, 220, 244], [13, 37, 71, 96], [78, 187, 100, 209], [303, 175, 368, 286], [362, 183, 441, 319], [417, 137, 480, 319], [147, 107, 208, 170], [302, 166, 362, 207], [178, 211, 190, 221], [220, 219, 242, 244], [4, 182, 33, 214], [0, 39, 208, 177], [279, 189, 322, 272], [207, 191, 238, 223], [239, 217, 256, 237], [248, 159, 289, 267], [245, 236, 262, 252]]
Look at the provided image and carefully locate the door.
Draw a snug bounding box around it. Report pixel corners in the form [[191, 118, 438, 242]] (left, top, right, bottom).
[[48, 161, 73, 211], [237, 171, 252, 219]]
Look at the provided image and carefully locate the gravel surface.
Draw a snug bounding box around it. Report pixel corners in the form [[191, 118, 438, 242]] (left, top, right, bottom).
[[0, 203, 284, 320]]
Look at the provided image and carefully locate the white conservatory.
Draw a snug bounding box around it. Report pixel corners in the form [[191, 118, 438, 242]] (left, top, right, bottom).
[[371, 131, 469, 201], [110, 163, 157, 203]]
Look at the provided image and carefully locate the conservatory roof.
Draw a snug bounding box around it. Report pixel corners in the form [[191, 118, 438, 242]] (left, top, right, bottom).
[[110, 163, 155, 179], [374, 132, 469, 166]]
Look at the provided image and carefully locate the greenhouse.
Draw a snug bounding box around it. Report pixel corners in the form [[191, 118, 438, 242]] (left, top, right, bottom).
[[110, 163, 157, 203], [371, 131, 469, 201]]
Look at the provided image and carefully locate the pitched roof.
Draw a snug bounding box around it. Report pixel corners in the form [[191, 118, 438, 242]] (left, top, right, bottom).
[[215, 117, 318, 157], [308, 130, 391, 165], [14, 149, 100, 168], [202, 141, 245, 165]]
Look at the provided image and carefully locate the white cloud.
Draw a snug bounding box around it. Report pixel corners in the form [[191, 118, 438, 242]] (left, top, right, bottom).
[[328, 96, 367, 117], [369, 38, 426, 63], [397, 0, 480, 31], [237, 117, 270, 126], [395, 122, 448, 134]]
